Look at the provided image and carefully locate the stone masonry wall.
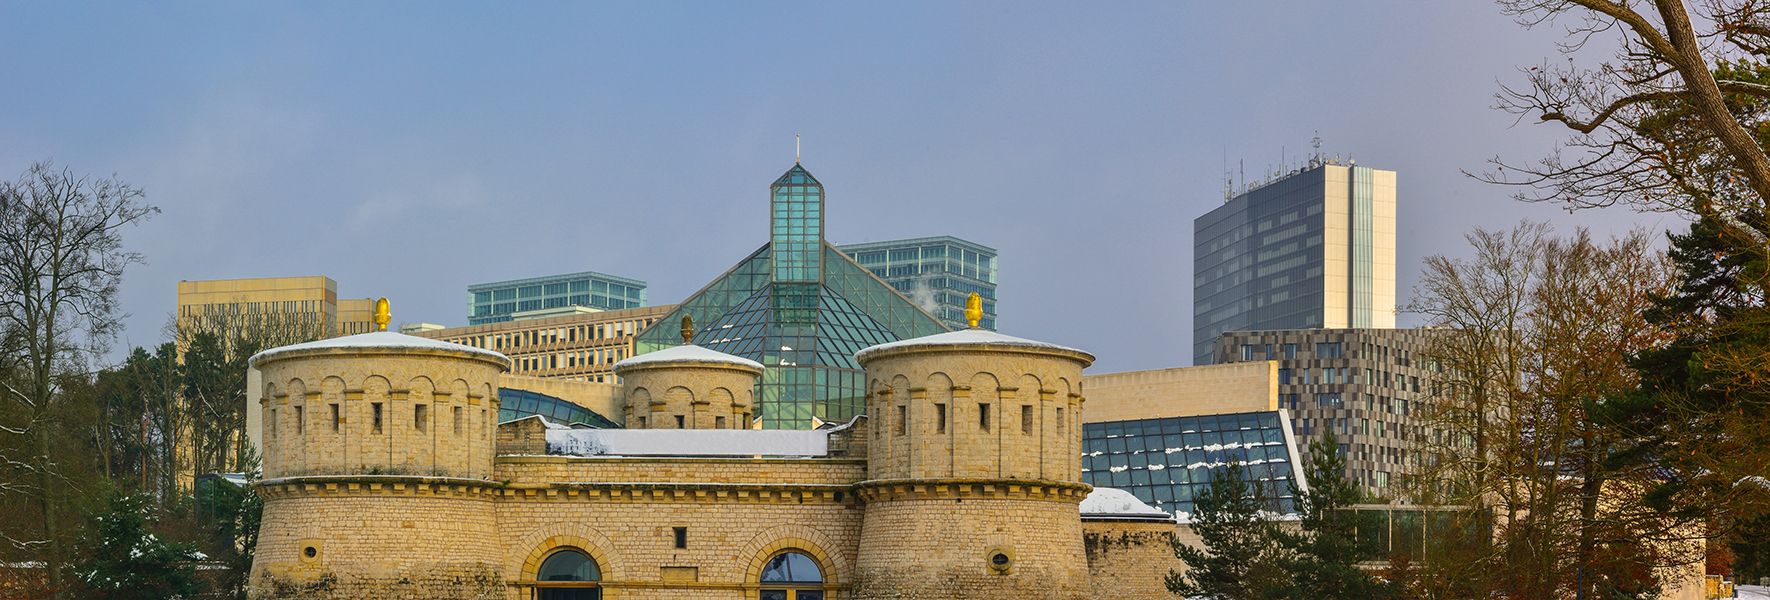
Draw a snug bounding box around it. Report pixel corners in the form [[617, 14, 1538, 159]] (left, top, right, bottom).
[[496, 456, 866, 486], [852, 497, 1089, 600], [257, 349, 504, 480], [619, 361, 757, 430], [251, 480, 501, 600], [1083, 520, 1182, 600], [495, 489, 864, 599], [861, 349, 1087, 482]]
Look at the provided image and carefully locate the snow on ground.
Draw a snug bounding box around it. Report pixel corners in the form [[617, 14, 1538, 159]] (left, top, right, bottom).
[[1740, 584, 1770, 599]]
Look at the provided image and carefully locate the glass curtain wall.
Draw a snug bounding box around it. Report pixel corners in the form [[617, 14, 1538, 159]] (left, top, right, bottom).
[[634, 164, 947, 429]]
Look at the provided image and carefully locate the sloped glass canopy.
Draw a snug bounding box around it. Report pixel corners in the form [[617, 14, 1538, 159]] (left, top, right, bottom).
[[637, 243, 947, 429]]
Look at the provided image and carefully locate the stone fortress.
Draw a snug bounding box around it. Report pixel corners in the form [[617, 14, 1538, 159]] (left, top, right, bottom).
[[247, 298, 1179, 599]]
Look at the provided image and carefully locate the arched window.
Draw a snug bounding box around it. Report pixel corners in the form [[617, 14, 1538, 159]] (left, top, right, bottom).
[[535, 549, 600, 600], [759, 551, 824, 600]]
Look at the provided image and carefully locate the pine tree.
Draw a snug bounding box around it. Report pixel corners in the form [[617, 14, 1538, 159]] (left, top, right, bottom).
[[1167, 458, 1289, 600], [1275, 429, 1393, 600], [75, 490, 205, 600]]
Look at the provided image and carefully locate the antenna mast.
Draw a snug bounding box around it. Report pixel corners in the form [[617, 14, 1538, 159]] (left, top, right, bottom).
[[796, 134, 801, 164]]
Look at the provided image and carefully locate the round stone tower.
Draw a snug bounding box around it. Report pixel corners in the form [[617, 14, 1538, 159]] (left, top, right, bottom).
[[614, 317, 763, 429], [247, 321, 511, 599], [850, 323, 1095, 599]]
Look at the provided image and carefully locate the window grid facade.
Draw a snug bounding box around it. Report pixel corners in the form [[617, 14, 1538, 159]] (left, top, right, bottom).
[[1081, 411, 1305, 519], [839, 236, 999, 331], [1193, 163, 1396, 365], [468, 271, 648, 326], [411, 304, 675, 384], [1215, 328, 1433, 497]]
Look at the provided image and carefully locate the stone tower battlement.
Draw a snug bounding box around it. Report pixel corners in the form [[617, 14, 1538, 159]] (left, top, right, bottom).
[[852, 328, 1096, 600], [613, 343, 763, 430], [251, 332, 511, 479]]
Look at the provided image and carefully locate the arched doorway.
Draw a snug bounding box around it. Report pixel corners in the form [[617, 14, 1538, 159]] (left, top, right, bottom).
[[758, 551, 824, 600], [535, 548, 601, 600]]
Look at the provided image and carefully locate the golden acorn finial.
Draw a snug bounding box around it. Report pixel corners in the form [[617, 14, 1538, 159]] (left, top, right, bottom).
[[374, 298, 391, 331], [964, 293, 982, 329], [680, 315, 695, 345]]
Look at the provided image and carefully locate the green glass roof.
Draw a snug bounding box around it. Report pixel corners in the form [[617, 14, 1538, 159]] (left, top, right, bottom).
[[637, 242, 948, 429], [773, 164, 820, 186]]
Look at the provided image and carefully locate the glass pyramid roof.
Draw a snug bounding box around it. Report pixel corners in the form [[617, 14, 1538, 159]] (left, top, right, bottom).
[[637, 242, 949, 429]]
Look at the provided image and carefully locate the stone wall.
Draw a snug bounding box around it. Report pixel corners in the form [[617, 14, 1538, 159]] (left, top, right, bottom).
[[618, 361, 758, 430], [496, 456, 866, 486], [860, 348, 1088, 482], [495, 490, 863, 599], [852, 496, 1090, 600], [257, 349, 505, 479], [1081, 362, 1277, 424], [252, 478, 503, 600], [1083, 520, 1182, 599]]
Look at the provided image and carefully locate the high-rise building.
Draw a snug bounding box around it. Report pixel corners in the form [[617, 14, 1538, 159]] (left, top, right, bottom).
[[1193, 162, 1396, 365], [1214, 327, 1434, 495], [467, 271, 648, 326], [176, 276, 380, 341], [634, 163, 949, 429], [838, 236, 998, 331]]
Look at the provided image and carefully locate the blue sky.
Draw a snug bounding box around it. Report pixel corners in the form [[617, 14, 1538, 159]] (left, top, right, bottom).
[[0, 2, 1674, 373]]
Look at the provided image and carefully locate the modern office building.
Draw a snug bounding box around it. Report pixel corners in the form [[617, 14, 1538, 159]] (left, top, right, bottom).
[[467, 271, 648, 326], [634, 163, 949, 429], [1213, 327, 1434, 494], [838, 236, 998, 331], [176, 276, 380, 342], [408, 304, 676, 384], [1193, 160, 1396, 365]]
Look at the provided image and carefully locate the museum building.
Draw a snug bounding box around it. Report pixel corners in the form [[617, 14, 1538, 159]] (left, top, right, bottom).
[[246, 299, 1182, 599]]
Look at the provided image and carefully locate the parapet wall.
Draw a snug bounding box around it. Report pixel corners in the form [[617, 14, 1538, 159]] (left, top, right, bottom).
[[1083, 520, 1182, 600]]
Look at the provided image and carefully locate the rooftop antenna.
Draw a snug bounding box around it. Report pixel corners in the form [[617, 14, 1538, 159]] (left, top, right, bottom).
[[796, 134, 801, 164]]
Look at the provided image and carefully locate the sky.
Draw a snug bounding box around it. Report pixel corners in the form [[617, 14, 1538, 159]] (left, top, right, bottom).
[[0, 2, 1678, 374]]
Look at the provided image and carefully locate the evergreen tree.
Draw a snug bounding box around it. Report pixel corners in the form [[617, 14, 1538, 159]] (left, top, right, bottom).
[[1167, 458, 1289, 600], [1274, 429, 1393, 600], [75, 490, 205, 600]]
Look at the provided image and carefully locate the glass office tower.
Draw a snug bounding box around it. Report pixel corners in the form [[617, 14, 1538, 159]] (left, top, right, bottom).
[[838, 236, 998, 331], [1193, 162, 1396, 365], [635, 164, 949, 429], [468, 271, 648, 326]]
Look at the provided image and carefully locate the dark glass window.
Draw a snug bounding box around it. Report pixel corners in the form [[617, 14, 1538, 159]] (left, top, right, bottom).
[[537, 549, 600, 600], [760, 551, 826, 598]]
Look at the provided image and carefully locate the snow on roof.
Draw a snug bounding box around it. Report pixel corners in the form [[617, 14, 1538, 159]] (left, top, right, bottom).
[[854, 329, 1092, 362], [613, 344, 764, 372], [546, 428, 828, 457], [1079, 487, 1173, 520], [249, 331, 508, 368]]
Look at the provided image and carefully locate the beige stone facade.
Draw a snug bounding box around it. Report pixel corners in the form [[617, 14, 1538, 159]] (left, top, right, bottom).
[[410, 304, 676, 384], [1080, 362, 1278, 424], [249, 330, 1176, 600]]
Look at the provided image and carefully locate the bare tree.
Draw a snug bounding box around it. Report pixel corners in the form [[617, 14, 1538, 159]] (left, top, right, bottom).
[[1482, 0, 1770, 255], [0, 162, 156, 594], [168, 297, 323, 478], [1406, 223, 1693, 598]]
